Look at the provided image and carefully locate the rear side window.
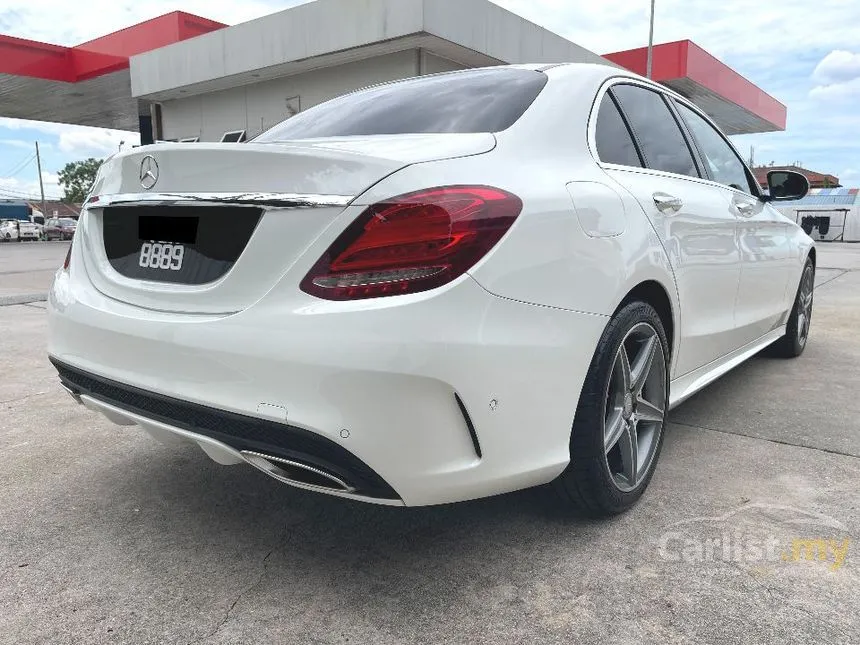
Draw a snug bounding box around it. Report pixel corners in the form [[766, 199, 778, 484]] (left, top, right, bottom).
[[611, 84, 699, 178], [254, 68, 547, 141], [595, 94, 642, 167], [675, 102, 756, 194]]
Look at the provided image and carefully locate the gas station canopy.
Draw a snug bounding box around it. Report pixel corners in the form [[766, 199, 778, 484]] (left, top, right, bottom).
[[603, 40, 786, 135], [0, 12, 224, 130], [0, 4, 786, 137]]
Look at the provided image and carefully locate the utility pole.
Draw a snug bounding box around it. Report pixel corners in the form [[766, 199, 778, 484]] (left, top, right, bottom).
[[35, 141, 47, 218], [646, 0, 656, 78]]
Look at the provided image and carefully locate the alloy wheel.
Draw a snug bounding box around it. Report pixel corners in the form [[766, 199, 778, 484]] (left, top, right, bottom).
[[603, 322, 667, 492], [797, 265, 814, 346]]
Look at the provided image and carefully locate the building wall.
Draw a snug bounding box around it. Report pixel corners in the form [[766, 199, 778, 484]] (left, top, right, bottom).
[[130, 0, 608, 99], [160, 50, 420, 141]]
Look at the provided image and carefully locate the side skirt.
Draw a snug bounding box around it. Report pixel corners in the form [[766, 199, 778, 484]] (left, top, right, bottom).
[[669, 326, 786, 410]]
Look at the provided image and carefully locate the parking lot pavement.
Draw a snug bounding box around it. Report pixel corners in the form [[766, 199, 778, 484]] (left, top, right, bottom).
[[1, 246, 858, 645], [0, 241, 69, 304]]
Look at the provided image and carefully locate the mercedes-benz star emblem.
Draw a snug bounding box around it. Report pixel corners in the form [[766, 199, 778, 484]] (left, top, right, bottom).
[[139, 155, 159, 190]]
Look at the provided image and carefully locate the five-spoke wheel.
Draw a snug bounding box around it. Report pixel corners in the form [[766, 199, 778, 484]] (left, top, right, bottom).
[[556, 300, 670, 516], [771, 257, 814, 358], [603, 322, 666, 492]]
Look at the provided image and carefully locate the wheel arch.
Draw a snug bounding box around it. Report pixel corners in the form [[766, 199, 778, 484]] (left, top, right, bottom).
[[618, 280, 676, 360]]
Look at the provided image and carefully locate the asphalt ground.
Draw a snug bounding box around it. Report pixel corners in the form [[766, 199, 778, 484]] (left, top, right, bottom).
[[0, 241, 858, 644], [0, 240, 69, 305]]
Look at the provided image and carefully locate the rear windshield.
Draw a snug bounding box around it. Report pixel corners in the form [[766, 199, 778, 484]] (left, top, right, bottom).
[[253, 68, 547, 142]]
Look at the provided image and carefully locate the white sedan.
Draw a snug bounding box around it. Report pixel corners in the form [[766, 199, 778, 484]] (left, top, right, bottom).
[[1, 219, 40, 241], [48, 63, 813, 515]]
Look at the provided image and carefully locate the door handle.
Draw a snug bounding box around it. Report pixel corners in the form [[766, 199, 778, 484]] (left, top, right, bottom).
[[653, 192, 683, 214], [735, 201, 756, 217]]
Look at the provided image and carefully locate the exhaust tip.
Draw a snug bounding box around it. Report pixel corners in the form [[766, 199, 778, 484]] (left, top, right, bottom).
[[241, 451, 355, 493]]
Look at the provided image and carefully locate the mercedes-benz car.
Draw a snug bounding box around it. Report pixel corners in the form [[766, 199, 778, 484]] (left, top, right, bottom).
[[48, 64, 813, 515]]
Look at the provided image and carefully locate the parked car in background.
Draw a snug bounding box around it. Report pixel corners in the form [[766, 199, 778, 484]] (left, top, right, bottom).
[[1, 218, 40, 241], [1, 219, 18, 241], [45, 217, 77, 241]]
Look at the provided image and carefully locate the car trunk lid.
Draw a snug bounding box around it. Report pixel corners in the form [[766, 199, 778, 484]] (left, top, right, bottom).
[[80, 135, 495, 314]]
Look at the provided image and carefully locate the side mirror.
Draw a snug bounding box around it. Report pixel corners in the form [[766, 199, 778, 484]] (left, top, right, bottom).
[[763, 170, 809, 202]]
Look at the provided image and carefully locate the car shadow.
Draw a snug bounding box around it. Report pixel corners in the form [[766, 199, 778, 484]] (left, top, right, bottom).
[[79, 439, 647, 620]]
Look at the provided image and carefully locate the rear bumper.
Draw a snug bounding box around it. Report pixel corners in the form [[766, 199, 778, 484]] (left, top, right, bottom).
[[48, 261, 607, 506]]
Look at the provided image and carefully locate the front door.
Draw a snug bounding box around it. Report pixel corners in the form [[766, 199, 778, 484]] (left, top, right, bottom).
[[672, 100, 793, 345]]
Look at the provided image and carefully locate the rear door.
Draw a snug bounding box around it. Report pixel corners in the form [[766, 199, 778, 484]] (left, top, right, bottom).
[[672, 99, 793, 344], [595, 83, 742, 376]]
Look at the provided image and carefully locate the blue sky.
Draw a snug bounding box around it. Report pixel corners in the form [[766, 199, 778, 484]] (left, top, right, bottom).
[[1, 0, 858, 201]]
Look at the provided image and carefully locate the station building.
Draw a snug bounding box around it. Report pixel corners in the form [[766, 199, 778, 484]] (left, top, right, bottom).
[[0, 0, 787, 144]]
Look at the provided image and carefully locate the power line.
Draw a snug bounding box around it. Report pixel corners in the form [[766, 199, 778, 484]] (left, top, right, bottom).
[[7, 154, 36, 179], [0, 152, 31, 176], [1, 153, 35, 178], [0, 186, 62, 201]]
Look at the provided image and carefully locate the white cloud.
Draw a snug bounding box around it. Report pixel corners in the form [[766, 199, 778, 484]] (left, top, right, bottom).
[[813, 50, 860, 84], [0, 1, 301, 46], [0, 117, 140, 157], [0, 139, 38, 150], [0, 118, 76, 135], [0, 171, 61, 201], [57, 129, 139, 157], [810, 50, 860, 102], [809, 77, 860, 101], [494, 0, 860, 60]]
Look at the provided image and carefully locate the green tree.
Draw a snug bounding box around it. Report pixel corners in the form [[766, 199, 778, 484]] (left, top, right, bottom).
[[57, 158, 102, 204]]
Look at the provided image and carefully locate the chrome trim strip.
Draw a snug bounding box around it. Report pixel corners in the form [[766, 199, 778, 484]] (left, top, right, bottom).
[[241, 450, 356, 493], [87, 192, 353, 209]]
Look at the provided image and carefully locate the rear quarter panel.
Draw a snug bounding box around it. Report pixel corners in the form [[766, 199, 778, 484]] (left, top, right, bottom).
[[355, 65, 681, 366]]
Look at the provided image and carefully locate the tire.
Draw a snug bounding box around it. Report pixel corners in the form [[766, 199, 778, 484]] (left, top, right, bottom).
[[555, 301, 670, 516], [769, 258, 814, 358]]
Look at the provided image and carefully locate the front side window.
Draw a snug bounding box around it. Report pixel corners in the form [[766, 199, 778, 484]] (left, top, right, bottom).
[[594, 94, 642, 167], [254, 68, 548, 141], [676, 102, 755, 194], [611, 84, 699, 178]]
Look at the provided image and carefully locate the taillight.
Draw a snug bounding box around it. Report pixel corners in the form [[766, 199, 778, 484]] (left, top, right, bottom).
[[62, 240, 72, 271], [301, 186, 522, 300]]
